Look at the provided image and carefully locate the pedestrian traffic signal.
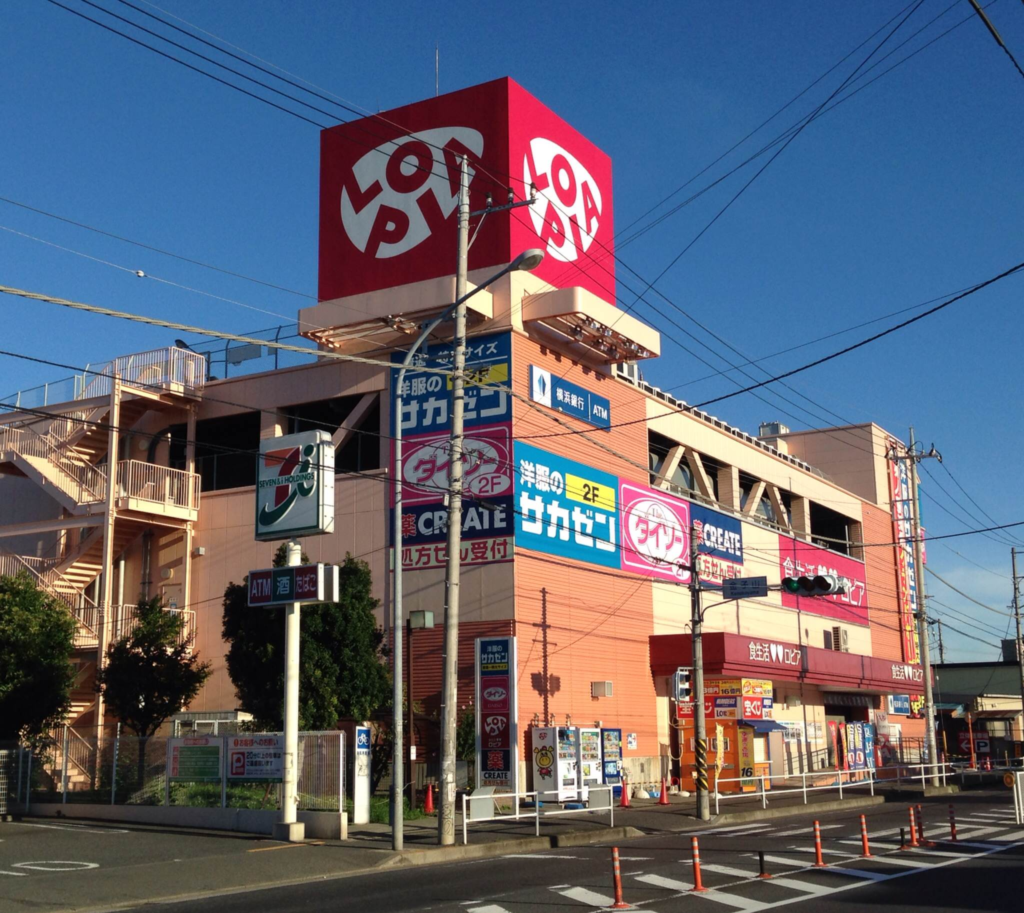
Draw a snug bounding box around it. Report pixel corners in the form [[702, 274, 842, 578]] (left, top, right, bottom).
[[781, 575, 845, 597], [673, 668, 692, 702]]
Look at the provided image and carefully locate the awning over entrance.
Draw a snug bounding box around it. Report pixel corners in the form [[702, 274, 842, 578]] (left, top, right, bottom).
[[649, 632, 926, 695], [971, 710, 1020, 720], [741, 720, 788, 734]]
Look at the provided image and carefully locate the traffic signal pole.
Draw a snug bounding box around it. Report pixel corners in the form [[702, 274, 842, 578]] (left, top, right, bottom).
[[690, 525, 710, 820]]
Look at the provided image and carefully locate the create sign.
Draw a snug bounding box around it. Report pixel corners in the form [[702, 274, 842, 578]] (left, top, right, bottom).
[[319, 78, 614, 306]]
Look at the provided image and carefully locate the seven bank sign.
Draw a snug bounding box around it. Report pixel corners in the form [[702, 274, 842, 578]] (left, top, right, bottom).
[[255, 431, 336, 541]]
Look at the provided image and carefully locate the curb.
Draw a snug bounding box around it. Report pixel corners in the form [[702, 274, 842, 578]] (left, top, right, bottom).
[[708, 794, 886, 825]]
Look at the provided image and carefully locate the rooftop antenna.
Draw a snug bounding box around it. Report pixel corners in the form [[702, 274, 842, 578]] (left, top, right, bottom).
[[435, 42, 439, 96]]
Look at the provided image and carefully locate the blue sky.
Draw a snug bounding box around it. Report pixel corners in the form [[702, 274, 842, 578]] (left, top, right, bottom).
[[1, 0, 1021, 660]]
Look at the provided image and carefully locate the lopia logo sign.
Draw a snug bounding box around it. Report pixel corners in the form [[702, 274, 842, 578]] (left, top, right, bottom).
[[340, 127, 483, 259], [525, 138, 603, 263]]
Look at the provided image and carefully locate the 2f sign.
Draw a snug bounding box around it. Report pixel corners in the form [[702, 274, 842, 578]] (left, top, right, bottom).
[[525, 138, 602, 263]]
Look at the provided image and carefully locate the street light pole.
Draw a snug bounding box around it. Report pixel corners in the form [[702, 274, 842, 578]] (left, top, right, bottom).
[[391, 261, 537, 850], [906, 426, 941, 786]]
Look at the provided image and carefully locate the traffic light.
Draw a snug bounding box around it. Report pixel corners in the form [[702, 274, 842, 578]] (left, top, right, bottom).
[[673, 668, 692, 702], [781, 575, 846, 597]]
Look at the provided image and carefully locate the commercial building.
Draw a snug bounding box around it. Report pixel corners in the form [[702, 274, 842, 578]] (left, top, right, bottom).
[[0, 77, 926, 793]]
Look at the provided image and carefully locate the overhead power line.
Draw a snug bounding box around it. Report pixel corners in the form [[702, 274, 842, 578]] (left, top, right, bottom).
[[925, 565, 1012, 616]]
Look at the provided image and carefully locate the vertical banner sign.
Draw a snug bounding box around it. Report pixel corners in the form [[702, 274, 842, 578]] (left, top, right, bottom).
[[828, 721, 839, 771], [475, 636, 518, 792], [353, 726, 371, 825], [888, 439, 921, 664], [739, 728, 755, 790], [715, 722, 725, 786]]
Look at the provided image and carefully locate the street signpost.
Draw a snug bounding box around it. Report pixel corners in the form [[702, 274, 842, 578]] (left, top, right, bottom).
[[247, 563, 339, 607], [722, 576, 769, 600]]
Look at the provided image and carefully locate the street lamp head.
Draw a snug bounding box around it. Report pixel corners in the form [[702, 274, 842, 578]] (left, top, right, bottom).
[[511, 248, 545, 272]]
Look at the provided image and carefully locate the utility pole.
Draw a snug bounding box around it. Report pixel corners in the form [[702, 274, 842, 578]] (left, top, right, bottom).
[[935, 618, 946, 664], [438, 155, 470, 846], [1011, 548, 1024, 747], [690, 524, 710, 820], [905, 426, 941, 786]]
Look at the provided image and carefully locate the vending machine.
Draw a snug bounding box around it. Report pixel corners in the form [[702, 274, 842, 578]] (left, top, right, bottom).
[[576, 727, 603, 800], [530, 726, 580, 802], [601, 728, 623, 794]]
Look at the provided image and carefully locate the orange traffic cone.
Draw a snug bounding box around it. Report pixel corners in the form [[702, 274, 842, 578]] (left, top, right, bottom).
[[424, 783, 435, 814], [619, 777, 631, 808], [658, 777, 670, 805]]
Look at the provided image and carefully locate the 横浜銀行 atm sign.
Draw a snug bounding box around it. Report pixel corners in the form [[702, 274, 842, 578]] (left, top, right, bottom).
[[514, 442, 619, 568]]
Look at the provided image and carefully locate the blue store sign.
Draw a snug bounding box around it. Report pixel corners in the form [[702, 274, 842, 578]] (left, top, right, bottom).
[[393, 332, 512, 435], [890, 694, 911, 715], [529, 365, 611, 429], [514, 441, 620, 569]]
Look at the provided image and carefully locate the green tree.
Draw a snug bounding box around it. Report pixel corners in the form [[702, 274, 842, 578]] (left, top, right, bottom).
[[0, 573, 76, 740], [222, 547, 390, 731], [96, 597, 212, 786]]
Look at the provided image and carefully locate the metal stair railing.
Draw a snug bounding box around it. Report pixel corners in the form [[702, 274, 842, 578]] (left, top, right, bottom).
[[0, 422, 107, 507], [0, 545, 100, 644]]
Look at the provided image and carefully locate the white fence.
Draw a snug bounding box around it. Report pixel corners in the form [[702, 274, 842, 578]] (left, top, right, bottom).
[[461, 785, 615, 844]]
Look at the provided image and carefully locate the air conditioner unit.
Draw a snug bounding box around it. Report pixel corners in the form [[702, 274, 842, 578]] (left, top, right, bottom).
[[841, 628, 850, 653], [591, 681, 613, 698]]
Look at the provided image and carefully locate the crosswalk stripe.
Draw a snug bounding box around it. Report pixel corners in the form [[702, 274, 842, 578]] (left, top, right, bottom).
[[847, 841, 966, 858], [636, 873, 694, 891], [702, 863, 763, 879], [702, 864, 832, 896], [789, 846, 860, 858], [751, 854, 807, 868], [556, 886, 615, 907], [467, 906, 513, 913], [994, 829, 1024, 841], [826, 866, 890, 881], [773, 824, 844, 836], [693, 890, 768, 910], [853, 853, 936, 868], [698, 825, 772, 836]]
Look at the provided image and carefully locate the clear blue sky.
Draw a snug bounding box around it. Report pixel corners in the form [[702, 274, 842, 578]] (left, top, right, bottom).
[[2, 0, 1021, 661]]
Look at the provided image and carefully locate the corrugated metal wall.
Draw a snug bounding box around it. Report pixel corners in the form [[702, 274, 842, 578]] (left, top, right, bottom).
[[862, 501, 905, 662]]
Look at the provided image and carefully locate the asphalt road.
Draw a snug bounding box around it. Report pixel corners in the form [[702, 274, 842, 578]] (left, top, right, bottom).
[[2, 792, 1021, 913]]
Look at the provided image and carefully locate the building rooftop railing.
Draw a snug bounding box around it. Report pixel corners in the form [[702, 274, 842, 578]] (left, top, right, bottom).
[[0, 346, 207, 410]]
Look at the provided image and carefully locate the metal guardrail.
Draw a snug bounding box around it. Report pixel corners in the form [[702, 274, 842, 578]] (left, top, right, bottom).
[[109, 604, 196, 648], [460, 786, 615, 845], [713, 762, 953, 814]]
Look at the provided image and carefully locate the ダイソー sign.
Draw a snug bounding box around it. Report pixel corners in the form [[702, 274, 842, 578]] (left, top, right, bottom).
[[256, 431, 335, 541], [247, 563, 340, 607]]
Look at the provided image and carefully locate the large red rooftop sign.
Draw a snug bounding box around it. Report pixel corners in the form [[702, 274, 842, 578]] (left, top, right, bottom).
[[318, 77, 614, 305]]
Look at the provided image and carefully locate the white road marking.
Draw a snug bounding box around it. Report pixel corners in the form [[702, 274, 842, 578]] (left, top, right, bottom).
[[698, 825, 772, 836], [826, 866, 890, 881], [554, 886, 615, 907], [12, 861, 99, 872], [693, 890, 767, 910], [635, 873, 694, 891], [772, 825, 842, 837], [788, 846, 861, 858], [994, 830, 1024, 841], [943, 826, 1005, 839], [0, 871, 27, 877], [702, 864, 833, 896], [701, 863, 762, 878], [5, 822, 127, 834], [467, 906, 513, 913], [852, 854, 936, 868], [501, 854, 581, 859], [843, 842, 970, 858], [752, 854, 808, 869], [619, 856, 653, 860]]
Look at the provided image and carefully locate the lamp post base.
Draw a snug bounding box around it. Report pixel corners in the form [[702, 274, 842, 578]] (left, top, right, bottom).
[[272, 821, 306, 843]]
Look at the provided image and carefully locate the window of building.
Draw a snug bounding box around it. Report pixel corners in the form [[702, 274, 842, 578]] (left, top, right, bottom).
[[169, 412, 260, 492], [284, 395, 381, 474], [739, 474, 775, 523], [810, 502, 851, 554], [648, 431, 694, 493]]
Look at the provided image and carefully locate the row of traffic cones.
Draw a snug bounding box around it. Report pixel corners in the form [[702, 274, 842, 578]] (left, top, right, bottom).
[[616, 775, 672, 808]]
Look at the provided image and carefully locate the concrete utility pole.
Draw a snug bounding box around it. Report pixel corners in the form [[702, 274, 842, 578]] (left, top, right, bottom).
[[274, 539, 304, 841], [906, 427, 941, 786], [438, 156, 471, 846], [690, 524, 710, 820], [1011, 548, 1024, 745]]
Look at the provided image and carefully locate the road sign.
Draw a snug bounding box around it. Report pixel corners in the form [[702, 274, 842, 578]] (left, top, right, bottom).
[[721, 576, 769, 600], [247, 563, 340, 606]]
